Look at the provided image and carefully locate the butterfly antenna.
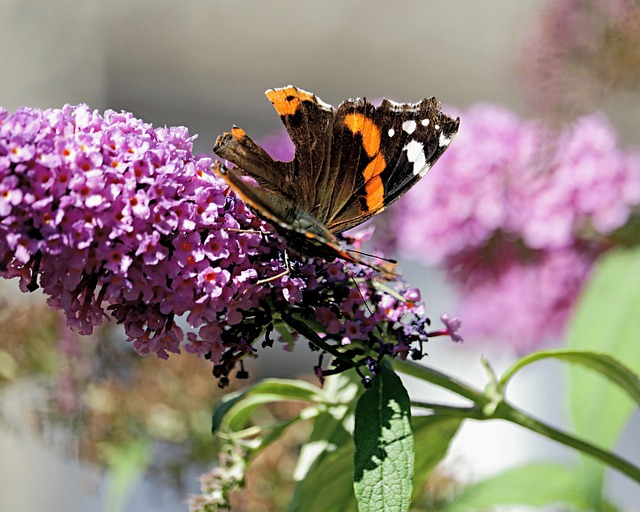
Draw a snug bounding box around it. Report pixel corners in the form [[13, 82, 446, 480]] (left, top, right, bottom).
[[346, 248, 397, 265], [348, 272, 384, 337]]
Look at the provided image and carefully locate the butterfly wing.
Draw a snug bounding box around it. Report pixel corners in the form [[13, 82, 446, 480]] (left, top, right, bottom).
[[213, 126, 292, 196], [214, 86, 337, 217], [214, 161, 394, 272], [322, 97, 460, 234], [264, 86, 337, 214], [213, 125, 337, 241]]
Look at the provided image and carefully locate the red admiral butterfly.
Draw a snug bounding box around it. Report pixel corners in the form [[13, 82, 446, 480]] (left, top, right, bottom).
[[213, 85, 459, 272]]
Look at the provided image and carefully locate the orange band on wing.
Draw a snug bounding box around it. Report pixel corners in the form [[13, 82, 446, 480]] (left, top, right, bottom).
[[266, 87, 315, 117], [344, 114, 387, 211], [343, 113, 381, 157], [364, 176, 384, 212], [362, 152, 386, 181], [363, 154, 386, 211]]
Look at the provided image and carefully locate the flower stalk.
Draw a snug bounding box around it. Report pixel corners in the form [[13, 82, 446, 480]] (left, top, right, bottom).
[[395, 359, 640, 485]]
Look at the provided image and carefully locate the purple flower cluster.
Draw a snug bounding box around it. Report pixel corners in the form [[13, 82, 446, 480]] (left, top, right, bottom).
[[455, 249, 593, 353], [0, 105, 458, 384], [380, 105, 640, 351], [0, 104, 260, 361]]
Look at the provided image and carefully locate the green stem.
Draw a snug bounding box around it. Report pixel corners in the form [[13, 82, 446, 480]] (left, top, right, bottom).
[[395, 359, 640, 485], [280, 312, 357, 368], [393, 359, 489, 404], [494, 401, 640, 484], [410, 401, 481, 417]]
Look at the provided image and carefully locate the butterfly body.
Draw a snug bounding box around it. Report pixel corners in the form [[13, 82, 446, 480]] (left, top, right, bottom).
[[213, 86, 459, 270]]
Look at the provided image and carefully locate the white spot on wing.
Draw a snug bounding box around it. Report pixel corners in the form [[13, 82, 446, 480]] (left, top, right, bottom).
[[388, 128, 395, 137], [435, 124, 440, 130], [421, 119, 430, 126], [439, 132, 452, 147], [402, 120, 417, 134], [403, 140, 429, 176]]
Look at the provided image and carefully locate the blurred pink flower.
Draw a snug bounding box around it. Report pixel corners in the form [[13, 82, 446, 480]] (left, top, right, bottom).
[[456, 248, 594, 353], [384, 104, 640, 351], [388, 105, 640, 260]]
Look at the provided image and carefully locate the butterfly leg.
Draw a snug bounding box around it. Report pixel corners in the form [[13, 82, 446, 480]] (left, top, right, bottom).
[[254, 250, 291, 286], [239, 250, 291, 298], [225, 228, 265, 235]]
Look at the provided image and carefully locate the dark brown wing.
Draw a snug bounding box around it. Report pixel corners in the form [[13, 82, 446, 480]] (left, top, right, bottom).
[[213, 126, 292, 196], [213, 161, 394, 274], [323, 97, 459, 234], [213, 86, 336, 218], [264, 86, 336, 213]]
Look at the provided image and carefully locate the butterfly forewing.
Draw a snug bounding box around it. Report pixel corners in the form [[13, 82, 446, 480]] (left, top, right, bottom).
[[325, 97, 459, 234], [265, 86, 335, 214]]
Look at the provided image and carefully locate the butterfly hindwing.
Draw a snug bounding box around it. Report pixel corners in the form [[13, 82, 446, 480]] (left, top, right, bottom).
[[213, 126, 292, 197]]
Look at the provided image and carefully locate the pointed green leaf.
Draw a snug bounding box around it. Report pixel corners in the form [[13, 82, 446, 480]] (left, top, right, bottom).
[[567, 247, 640, 446], [354, 365, 413, 512], [440, 463, 592, 511], [411, 415, 461, 499], [212, 378, 329, 433]]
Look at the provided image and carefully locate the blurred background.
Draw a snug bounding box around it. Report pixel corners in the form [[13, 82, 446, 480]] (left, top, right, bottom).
[[1, 1, 640, 511]]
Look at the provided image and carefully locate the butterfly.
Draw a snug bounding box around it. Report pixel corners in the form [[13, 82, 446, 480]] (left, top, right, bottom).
[[213, 85, 459, 272]]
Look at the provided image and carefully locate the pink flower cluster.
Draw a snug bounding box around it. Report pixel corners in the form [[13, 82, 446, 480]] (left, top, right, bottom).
[[0, 104, 264, 359], [0, 105, 458, 384], [383, 104, 640, 351]]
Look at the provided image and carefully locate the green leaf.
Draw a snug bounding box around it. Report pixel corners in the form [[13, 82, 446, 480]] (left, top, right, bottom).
[[411, 415, 461, 500], [293, 373, 361, 479], [212, 378, 329, 433], [440, 463, 592, 511], [567, 247, 640, 443], [290, 373, 362, 512], [566, 247, 640, 495], [499, 349, 640, 406], [291, 440, 358, 512], [354, 364, 414, 512]]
